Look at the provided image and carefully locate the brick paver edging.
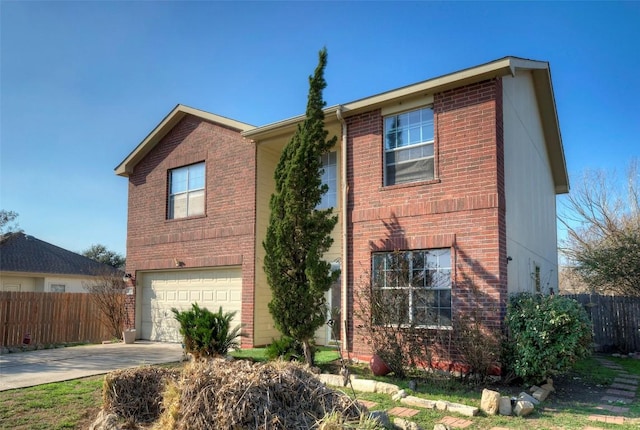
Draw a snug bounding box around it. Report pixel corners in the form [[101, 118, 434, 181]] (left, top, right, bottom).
[[588, 414, 624, 425], [596, 404, 629, 414], [593, 356, 638, 426], [387, 406, 419, 418], [610, 382, 637, 391], [439, 416, 474, 428]]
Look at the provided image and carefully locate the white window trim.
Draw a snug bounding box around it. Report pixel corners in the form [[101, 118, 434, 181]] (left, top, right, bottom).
[[373, 248, 452, 328], [168, 162, 206, 220], [383, 106, 435, 186]]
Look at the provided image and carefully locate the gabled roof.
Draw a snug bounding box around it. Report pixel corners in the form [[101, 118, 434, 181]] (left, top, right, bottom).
[[115, 104, 255, 177], [243, 56, 568, 194], [115, 56, 568, 193], [0, 232, 119, 277]]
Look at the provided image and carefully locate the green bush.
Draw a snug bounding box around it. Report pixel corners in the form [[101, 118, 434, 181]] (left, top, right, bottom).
[[504, 293, 593, 383], [265, 336, 305, 361], [171, 303, 243, 359]]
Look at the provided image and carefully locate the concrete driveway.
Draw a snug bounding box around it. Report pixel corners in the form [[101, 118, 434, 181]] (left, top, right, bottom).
[[0, 341, 184, 391]]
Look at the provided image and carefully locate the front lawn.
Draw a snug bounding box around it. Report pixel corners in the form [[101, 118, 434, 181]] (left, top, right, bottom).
[[0, 354, 637, 429], [229, 345, 341, 364], [0, 376, 103, 429], [347, 355, 639, 429]]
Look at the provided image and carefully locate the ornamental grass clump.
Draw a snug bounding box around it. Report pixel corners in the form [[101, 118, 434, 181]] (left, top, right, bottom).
[[160, 359, 364, 430], [102, 366, 180, 424], [504, 293, 593, 383]]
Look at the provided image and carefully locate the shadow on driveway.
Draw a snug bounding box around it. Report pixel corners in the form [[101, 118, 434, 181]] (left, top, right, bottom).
[[0, 341, 184, 391]]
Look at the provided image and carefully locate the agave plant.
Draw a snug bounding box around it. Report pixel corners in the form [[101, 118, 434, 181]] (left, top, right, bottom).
[[171, 303, 244, 359]]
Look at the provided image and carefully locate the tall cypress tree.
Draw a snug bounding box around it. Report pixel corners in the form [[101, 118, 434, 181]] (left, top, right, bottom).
[[263, 48, 339, 365]]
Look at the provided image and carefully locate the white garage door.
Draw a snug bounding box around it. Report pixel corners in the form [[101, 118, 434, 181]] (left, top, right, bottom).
[[139, 267, 242, 343]]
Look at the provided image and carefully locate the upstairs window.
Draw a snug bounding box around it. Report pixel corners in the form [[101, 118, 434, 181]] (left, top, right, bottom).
[[168, 162, 205, 219], [317, 151, 337, 209], [384, 106, 434, 186], [372, 248, 452, 327]]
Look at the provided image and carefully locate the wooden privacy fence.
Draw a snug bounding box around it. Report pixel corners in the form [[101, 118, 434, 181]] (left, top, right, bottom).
[[0, 292, 113, 348], [563, 293, 640, 353]]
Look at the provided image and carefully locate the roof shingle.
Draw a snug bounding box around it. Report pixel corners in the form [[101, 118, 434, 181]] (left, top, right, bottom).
[[0, 233, 119, 276]]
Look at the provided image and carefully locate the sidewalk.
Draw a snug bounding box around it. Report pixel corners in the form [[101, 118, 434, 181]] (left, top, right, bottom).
[[0, 341, 183, 391]]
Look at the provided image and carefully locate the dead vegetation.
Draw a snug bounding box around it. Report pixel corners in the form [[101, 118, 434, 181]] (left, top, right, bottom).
[[95, 359, 365, 430], [103, 366, 180, 424]]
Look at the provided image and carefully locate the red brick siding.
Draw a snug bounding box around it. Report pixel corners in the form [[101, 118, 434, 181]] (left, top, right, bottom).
[[125, 115, 256, 347], [346, 79, 507, 361]]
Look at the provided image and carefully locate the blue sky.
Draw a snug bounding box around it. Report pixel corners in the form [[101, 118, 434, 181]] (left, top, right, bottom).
[[1, 1, 639, 256]]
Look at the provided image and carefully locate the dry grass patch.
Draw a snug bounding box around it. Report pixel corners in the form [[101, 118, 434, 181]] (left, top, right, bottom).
[[103, 366, 181, 424]]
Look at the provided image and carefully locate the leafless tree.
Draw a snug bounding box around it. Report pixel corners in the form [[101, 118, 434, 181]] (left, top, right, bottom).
[[559, 160, 640, 296], [83, 270, 128, 339]]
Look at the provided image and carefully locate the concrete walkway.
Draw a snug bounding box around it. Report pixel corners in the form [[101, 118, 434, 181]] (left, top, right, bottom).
[[0, 341, 184, 391]]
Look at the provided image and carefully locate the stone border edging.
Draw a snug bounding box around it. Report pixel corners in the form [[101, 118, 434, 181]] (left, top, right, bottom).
[[317, 373, 479, 426]]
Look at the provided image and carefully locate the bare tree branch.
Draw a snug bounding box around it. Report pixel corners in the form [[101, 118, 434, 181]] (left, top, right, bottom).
[[83, 270, 128, 339], [559, 160, 640, 296]]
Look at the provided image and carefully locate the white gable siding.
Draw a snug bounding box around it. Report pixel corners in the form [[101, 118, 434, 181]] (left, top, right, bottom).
[[502, 71, 560, 294]]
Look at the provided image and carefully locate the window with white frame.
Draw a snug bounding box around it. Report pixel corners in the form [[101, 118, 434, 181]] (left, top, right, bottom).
[[168, 162, 205, 219], [317, 151, 337, 209], [384, 106, 434, 186], [50, 284, 66, 293], [372, 248, 452, 327]]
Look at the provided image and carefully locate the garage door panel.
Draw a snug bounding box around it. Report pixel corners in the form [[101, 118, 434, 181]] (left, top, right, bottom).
[[230, 290, 242, 302], [140, 268, 242, 343]]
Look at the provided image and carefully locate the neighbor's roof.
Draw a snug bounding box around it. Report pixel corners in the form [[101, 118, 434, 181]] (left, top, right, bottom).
[[0, 232, 119, 277], [114, 104, 255, 177]]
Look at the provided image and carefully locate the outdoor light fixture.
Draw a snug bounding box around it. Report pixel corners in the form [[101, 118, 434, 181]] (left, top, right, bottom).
[[123, 273, 134, 282]]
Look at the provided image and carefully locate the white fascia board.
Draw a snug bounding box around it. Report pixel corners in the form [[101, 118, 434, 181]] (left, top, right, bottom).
[[115, 104, 255, 177]]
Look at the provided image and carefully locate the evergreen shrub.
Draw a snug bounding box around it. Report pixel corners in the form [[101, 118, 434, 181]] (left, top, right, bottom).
[[503, 293, 593, 383], [265, 336, 305, 361]]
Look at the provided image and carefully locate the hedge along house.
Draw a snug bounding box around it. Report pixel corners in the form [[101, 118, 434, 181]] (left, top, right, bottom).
[[116, 56, 568, 360]]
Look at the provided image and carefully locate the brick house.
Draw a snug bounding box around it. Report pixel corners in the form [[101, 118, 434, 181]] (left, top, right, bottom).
[[116, 57, 568, 360]]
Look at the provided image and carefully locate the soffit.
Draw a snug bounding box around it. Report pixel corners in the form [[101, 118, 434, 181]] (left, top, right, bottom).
[[244, 56, 568, 193], [244, 57, 527, 140]]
